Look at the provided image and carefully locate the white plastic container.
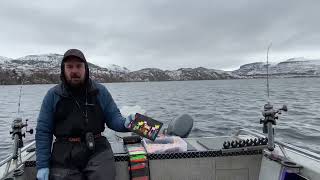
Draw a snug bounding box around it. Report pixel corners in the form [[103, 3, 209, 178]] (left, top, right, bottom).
[[142, 136, 187, 153]]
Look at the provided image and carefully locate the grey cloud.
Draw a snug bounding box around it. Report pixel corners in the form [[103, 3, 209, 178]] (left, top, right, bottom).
[[0, 0, 320, 70]]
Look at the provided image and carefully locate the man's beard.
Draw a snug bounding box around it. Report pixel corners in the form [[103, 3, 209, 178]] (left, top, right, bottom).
[[66, 75, 85, 88]]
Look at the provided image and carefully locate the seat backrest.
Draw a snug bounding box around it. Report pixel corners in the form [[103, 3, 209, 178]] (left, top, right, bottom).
[[166, 114, 194, 138]]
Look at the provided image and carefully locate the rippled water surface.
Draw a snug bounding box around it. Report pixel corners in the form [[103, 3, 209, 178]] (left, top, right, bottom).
[[0, 78, 319, 161]]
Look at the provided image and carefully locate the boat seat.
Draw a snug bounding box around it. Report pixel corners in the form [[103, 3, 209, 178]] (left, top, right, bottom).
[[166, 114, 193, 138]]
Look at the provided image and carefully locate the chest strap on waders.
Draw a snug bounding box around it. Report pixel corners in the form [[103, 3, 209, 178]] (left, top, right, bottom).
[[124, 136, 150, 180]]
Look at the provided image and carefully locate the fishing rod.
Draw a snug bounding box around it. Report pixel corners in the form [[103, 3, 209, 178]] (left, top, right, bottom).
[[5, 76, 34, 175], [17, 78, 23, 116], [266, 43, 272, 102], [260, 43, 287, 151]]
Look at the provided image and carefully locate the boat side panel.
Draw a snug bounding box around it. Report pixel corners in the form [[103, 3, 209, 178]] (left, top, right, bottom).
[[258, 156, 282, 180], [149, 158, 214, 180], [115, 161, 130, 180], [216, 169, 248, 180], [148, 154, 262, 180], [215, 155, 262, 180]]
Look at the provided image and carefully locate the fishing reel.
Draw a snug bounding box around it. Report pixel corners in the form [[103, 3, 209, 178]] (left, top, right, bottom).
[[260, 103, 287, 131], [9, 118, 33, 159], [260, 103, 287, 151]]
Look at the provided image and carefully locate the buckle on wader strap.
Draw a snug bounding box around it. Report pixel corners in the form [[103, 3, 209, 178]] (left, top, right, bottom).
[[56, 133, 102, 143], [126, 142, 150, 180]]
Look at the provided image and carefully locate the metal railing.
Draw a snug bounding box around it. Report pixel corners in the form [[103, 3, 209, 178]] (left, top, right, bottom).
[[0, 140, 36, 179]]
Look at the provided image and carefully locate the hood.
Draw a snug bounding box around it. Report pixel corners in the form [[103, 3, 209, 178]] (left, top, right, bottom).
[[60, 49, 90, 85]]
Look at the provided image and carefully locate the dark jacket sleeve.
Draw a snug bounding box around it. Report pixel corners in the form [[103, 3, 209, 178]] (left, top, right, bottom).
[[35, 89, 55, 169], [98, 84, 129, 132]]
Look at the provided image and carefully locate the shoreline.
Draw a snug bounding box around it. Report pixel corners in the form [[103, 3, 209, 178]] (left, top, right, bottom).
[[0, 76, 319, 86]]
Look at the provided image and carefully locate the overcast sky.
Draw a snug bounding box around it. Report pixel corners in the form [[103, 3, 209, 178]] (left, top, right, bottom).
[[0, 0, 319, 71]]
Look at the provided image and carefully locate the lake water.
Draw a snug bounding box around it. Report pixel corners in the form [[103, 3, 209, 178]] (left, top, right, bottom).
[[0, 78, 319, 161]]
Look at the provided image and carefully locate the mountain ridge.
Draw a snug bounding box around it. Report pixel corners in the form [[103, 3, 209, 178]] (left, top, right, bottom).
[[0, 54, 319, 85]]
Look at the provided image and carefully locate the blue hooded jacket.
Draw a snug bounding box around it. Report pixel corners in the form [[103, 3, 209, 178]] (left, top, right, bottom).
[[35, 49, 129, 169], [35, 81, 129, 169]]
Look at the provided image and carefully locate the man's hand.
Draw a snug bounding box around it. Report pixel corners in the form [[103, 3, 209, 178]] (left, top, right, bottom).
[[37, 168, 49, 180], [124, 113, 136, 128]]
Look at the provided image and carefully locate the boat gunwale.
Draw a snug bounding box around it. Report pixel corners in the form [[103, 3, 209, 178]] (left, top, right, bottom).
[[235, 128, 320, 161]]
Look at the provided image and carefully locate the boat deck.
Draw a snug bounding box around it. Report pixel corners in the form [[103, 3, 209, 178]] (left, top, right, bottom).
[[3, 133, 319, 180], [7, 136, 265, 180]]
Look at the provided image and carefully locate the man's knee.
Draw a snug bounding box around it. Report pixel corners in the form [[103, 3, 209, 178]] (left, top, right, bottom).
[[85, 149, 116, 180], [50, 168, 84, 180]]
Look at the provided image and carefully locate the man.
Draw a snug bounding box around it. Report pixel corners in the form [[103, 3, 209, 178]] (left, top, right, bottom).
[[36, 49, 134, 180]]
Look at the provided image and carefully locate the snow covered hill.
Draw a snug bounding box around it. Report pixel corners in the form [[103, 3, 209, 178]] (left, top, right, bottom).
[[0, 56, 12, 64], [0, 54, 319, 85], [233, 57, 320, 78]]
